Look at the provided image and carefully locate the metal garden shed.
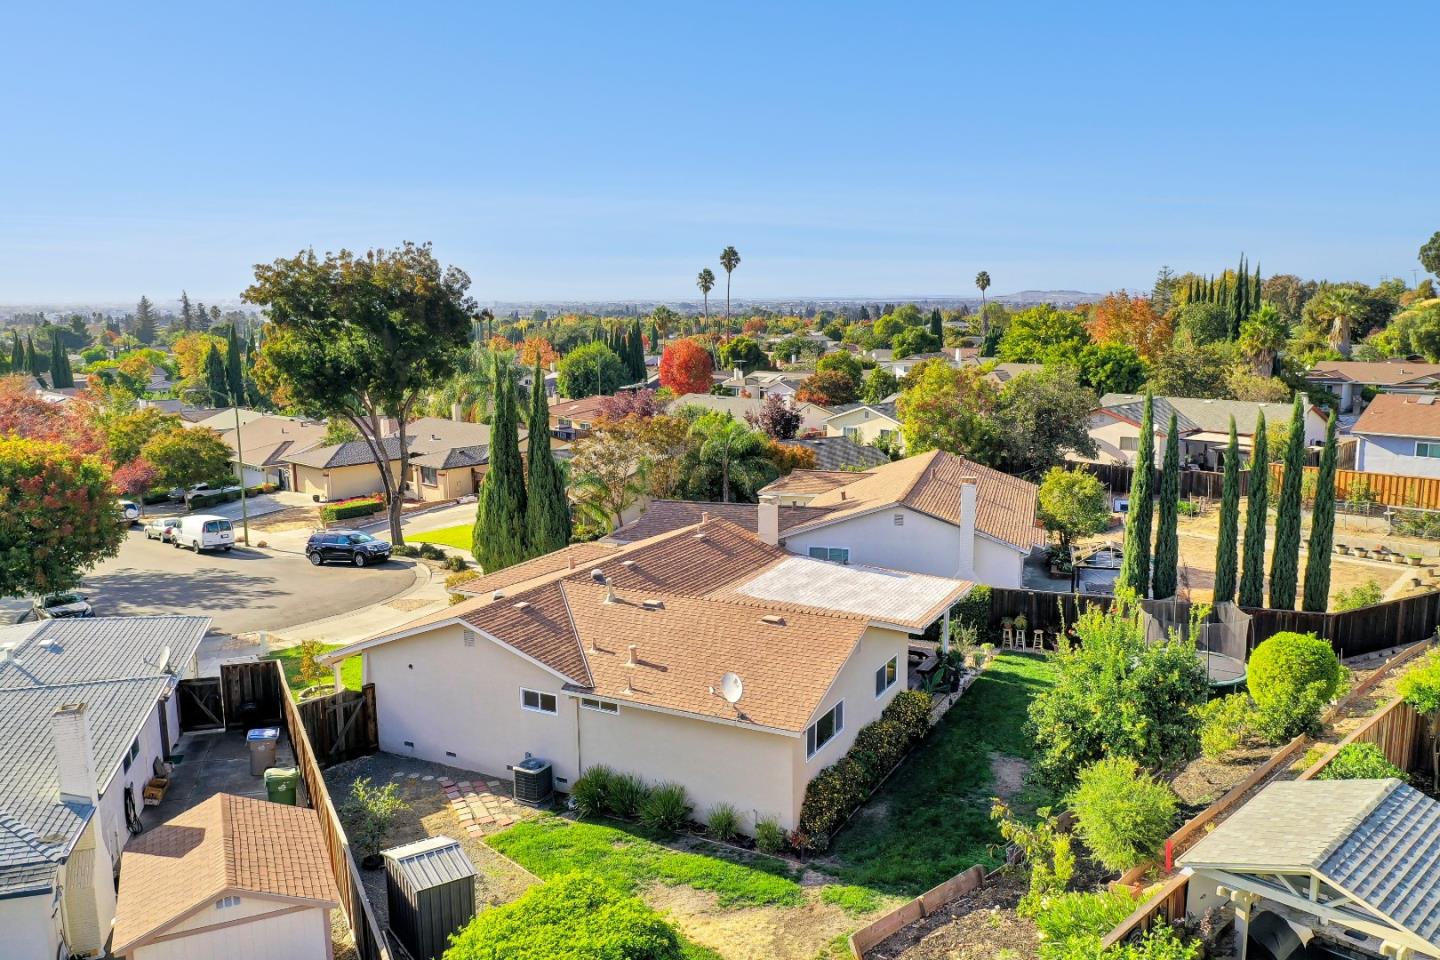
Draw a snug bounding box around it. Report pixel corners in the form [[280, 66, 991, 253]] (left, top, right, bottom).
[[383, 836, 477, 960]]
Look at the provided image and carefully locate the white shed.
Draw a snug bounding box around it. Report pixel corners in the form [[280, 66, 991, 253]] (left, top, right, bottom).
[[111, 793, 340, 960]]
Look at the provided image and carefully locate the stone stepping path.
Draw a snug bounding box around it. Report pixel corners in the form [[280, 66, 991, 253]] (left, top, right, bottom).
[[439, 776, 527, 838]]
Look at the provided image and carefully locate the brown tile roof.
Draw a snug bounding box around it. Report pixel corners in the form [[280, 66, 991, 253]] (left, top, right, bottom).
[[1352, 393, 1440, 439], [461, 581, 592, 684], [605, 500, 836, 544], [455, 542, 621, 597], [1307, 360, 1440, 386], [782, 450, 1043, 550], [761, 470, 867, 495], [112, 794, 340, 954], [550, 395, 613, 422]]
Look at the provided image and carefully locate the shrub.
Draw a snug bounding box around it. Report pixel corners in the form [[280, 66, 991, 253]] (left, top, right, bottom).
[[444, 872, 686, 960], [797, 756, 869, 846], [1248, 631, 1345, 742], [1316, 742, 1407, 781], [339, 777, 408, 858], [391, 544, 417, 557], [1033, 888, 1140, 960], [1196, 694, 1256, 759], [1398, 648, 1440, 716], [706, 803, 740, 842], [417, 542, 446, 561], [951, 584, 991, 632], [848, 718, 909, 783], [1334, 579, 1383, 611], [444, 568, 478, 588], [320, 497, 383, 522], [880, 689, 932, 742], [992, 801, 1074, 915], [607, 772, 651, 819], [570, 765, 614, 819], [1066, 757, 1177, 872], [444, 554, 469, 572], [1105, 926, 1201, 960], [640, 783, 691, 833], [754, 815, 786, 854]]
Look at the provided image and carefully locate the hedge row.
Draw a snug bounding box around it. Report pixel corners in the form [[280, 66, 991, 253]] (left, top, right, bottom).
[[796, 689, 932, 849], [321, 497, 384, 521]]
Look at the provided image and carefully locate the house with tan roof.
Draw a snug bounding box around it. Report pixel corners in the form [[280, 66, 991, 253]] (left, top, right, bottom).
[[668, 393, 834, 435], [320, 519, 972, 834], [1305, 359, 1440, 413], [756, 450, 1043, 587], [193, 412, 329, 489], [1353, 393, 1440, 479], [112, 793, 340, 960]]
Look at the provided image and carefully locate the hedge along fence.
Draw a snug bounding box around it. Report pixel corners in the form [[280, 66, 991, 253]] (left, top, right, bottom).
[[322, 496, 385, 522], [848, 864, 986, 958], [1297, 696, 1428, 781]]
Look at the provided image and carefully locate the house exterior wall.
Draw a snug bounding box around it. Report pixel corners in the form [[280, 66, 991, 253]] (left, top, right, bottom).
[[410, 466, 476, 502], [61, 816, 116, 957], [0, 888, 60, 960], [1355, 434, 1440, 478], [824, 410, 903, 451], [133, 899, 331, 960], [1080, 414, 1166, 466], [292, 461, 402, 502], [99, 695, 169, 873]]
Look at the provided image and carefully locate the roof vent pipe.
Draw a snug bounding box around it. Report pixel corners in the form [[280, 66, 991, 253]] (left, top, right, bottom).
[[626, 644, 638, 667]]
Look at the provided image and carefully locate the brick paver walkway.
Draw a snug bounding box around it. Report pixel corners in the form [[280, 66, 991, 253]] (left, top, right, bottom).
[[439, 775, 527, 838]]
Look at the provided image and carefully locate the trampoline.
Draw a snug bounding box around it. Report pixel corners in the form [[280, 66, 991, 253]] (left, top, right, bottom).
[[1141, 599, 1250, 691]]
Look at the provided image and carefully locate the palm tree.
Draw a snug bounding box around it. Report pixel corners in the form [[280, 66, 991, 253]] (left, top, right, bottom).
[[1238, 303, 1288, 377], [696, 269, 716, 335], [690, 416, 776, 502], [975, 270, 992, 340], [719, 246, 741, 335], [651, 305, 677, 344], [1311, 286, 1365, 357]]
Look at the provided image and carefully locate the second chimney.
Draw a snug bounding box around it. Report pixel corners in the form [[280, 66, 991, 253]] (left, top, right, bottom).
[[757, 498, 780, 546], [52, 703, 98, 806], [957, 476, 978, 580]]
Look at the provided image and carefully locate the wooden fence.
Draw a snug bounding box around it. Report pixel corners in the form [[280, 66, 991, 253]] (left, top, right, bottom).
[[220, 658, 284, 729], [1099, 872, 1190, 951], [1079, 459, 1440, 511], [274, 662, 392, 960], [848, 865, 987, 958], [1075, 462, 1251, 499], [295, 685, 380, 767], [1299, 697, 1429, 781]]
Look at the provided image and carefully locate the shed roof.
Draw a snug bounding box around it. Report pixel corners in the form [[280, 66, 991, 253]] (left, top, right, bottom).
[[384, 836, 476, 888]]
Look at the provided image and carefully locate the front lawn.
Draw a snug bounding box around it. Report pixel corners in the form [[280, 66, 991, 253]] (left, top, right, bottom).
[[265, 643, 362, 701], [406, 523, 473, 552], [824, 652, 1058, 895]]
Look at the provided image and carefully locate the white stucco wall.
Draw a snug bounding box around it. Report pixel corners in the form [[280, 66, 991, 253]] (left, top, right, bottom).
[[98, 694, 169, 873], [132, 897, 331, 960], [0, 886, 61, 960], [824, 409, 903, 450], [1355, 434, 1440, 479]]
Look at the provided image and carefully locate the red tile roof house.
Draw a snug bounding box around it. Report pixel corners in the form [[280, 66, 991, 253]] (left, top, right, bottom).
[[1352, 392, 1440, 479], [1305, 359, 1440, 413], [320, 519, 972, 837]]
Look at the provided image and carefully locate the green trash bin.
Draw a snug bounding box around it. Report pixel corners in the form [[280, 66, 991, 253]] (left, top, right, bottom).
[[264, 767, 300, 805]]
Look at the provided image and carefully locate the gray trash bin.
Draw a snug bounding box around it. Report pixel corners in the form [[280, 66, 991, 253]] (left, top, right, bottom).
[[247, 727, 279, 776]]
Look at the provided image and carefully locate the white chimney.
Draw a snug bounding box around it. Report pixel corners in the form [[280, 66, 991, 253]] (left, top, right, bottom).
[[451, 402, 464, 422], [758, 498, 780, 546], [52, 703, 98, 806], [733, 367, 743, 380], [957, 476, 978, 580]]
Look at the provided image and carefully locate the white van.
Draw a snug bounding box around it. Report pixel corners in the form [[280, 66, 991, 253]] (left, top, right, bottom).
[[174, 514, 235, 552]]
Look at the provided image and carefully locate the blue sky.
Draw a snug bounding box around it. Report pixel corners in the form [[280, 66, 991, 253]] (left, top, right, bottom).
[[2, 1, 1436, 304]]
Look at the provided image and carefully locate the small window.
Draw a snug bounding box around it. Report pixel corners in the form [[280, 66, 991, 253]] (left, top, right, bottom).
[[1119, 436, 1140, 452], [808, 546, 850, 565], [520, 688, 557, 715], [216, 896, 241, 910], [203, 520, 220, 534], [1417, 442, 1440, 459], [843, 426, 860, 440], [807, 701, 844, 760], [580, 697, 619, 714], [875, 657, 898, 697], [122, 738, 139, 773], [420, 466, 439, 485]]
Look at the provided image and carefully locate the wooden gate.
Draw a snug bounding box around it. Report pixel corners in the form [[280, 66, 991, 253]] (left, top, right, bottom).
[[295, 685, 380, 767], [220, 659, 284, 729], [176, 677, 224, 732]]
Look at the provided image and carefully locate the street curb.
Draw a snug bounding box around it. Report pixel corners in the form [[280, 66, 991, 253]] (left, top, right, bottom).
[[264, 561, 439, 648]]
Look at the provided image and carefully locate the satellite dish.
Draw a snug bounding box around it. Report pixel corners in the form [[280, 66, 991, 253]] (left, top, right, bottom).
[[718, 672, 744, 704]]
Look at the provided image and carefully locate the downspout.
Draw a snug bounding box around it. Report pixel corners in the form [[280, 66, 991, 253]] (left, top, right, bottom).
[[574, 697, 584, 784]]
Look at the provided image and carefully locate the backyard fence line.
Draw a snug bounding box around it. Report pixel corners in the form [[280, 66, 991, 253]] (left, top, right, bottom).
[[275, 661, 392, 960], [1298, 697, 1429, 782], [1099, 872, 1190, 951], [847, 864, 987, 958]]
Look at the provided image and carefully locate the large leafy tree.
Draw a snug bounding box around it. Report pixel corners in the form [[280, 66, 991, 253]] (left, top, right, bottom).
[[681, 413, 777, 503], [996, 304, 1089, 363], [993, 366, 1098, 474], [744, 393, 801, 440], [718, 335, 765, 374], [1076, 342, 1146, 395], [245, 242, 473, 543], [795, 369, 859, 406], [658, 339, 714, 396], [897, 362, 1000, 458], [141, 426, 232, 489], [1237, 414, 1270, 607], [1144, 333, 1234, 398], [473, 361, 529, 571], [1303, 412, 1340, 612], [1420, 230, 1440, 278], [525, 361, 571, 557], [1087, 292, 1173, 362], [1117, 394, 1155, 598], [1151, 412, 1181, 600], [1268, 396, 1308, 609], [1037, 467, 1109, 553], [0, 437, 125, 597], [1212, 418, 1241, 604], [103, 406, 180, 464], [861, 367, 899, 403], [558, 341, 627, 399]]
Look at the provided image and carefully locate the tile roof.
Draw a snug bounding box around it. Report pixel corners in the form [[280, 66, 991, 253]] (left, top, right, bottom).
[[1351, 392, 1440, 439], [1306, 360, 1440, 386], [284, 435, 406, 469], [759, 470, 866, 496], [826, 402, 899, 421], [779, 436, 890, 471], [779, 450, 1044, 550], [550, 395, 615, 422], [283, 418, 501, 469], [112, 794, 340, 954], [0, 617, 209, 895], [410, 444, 489, 470], [605, 500, 836, 544], [1098, 394, 1306, 435]]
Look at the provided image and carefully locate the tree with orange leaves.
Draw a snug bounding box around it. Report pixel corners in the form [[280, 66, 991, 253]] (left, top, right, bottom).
[[659, 338, 713, 396], [1086, 292, 1173, 362], [517, 336, 560, 369]]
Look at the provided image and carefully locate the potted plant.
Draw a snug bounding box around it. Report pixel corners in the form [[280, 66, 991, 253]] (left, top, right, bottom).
[[1335, 543, 1349, 555], [1355, 547, 1370, 559], [341, 776, 408, 869], [1409, 554, 1424, 566], [1013, 614, 1028, 634]]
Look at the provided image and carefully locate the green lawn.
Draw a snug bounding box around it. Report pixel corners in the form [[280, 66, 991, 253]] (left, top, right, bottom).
[[824, 652, 1059, 895], [265, 643, 362, 702], [406, 523, 473, 551], [489, 816, 803, 908]]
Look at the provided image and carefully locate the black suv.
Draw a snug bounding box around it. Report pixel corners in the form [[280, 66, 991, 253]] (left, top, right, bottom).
[[306, 530, 392, 567]]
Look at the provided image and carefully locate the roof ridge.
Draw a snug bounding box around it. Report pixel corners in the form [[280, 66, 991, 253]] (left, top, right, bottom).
[[555, 581, 595, 686]]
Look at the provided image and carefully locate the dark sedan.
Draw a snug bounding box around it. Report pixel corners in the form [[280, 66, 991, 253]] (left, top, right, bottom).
[[306, 530, 392, 567]]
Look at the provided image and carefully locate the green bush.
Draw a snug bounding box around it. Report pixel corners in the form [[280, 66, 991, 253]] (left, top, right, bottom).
[[1398, 648, 1440, 716], [1033, 888, 1140, 960], [951, 584, 991, 631], [570, 766, 614, 819], [753, 815, 786, 854], [640, 783, 691, 833], [992, 801, 1074, 915], [1066, 757, 1177, 872], [444, 554, 469, 572], [1248, 631, 1345, 743], [1098, 927, 1201, 960], [1316, 742, 1407, 781], [797, 757, 869, 847], [444, 568, 477, 588], [705, 803, 740, 842], [321, 497, 383, 522], [391, 544, 417, 557], [607, 773, 651, 820], [417, 542, 446, 561], [880, 689, 933, 742], [1334, 579, 1383, 611], [1197, 694, 1256, 759], [847, 719, 909, 783], [443, 872, 685, 960]]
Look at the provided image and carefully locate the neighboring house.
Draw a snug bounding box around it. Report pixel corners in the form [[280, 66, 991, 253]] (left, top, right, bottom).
[[983, 362, 1043, 388], [1353, 393, 1440, 479], [549, 395, 613, 441], [720, 369, 808, 399], [1078, 394, 1328, 469], [778, 435, 891, 471], [1178, 778, 1440, 960], [1306, 359, 1440, 413], [185, 407, 272, 433], [604, 500, 833, 545], [111, 794, 341, 960], [202, 414, 329, 489], [0, 617, 208, 960], [824, 402, 903, 452], [668, 393, 834, 435], [758, 449, 1043, 587], [322, 519, 971, 834]]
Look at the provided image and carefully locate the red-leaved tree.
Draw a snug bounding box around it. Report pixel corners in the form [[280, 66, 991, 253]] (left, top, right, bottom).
[[597, 389, 659, 422], [659, 339, 714, 396]]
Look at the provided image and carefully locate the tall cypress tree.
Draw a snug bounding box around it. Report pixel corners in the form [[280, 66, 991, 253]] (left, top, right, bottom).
[[1152, 411, 1181, 599], [204, 343, 229, 407], [9, 333, 21, 372], [1231, 254, 1247, 339], [52, 337, 74, 388], [1238, 414, 1270, 607], [472, 360, 530, 572], [1118, 394, 1156, 598], [1213, 418, 1242, 604], [1268, 396, 1307, 609], [929, 308, 943, 341], [1302, 412, 1340, 612], [25, 335, 41, 374], [525, 360, 572, 555], [225, 325, 245, 405]]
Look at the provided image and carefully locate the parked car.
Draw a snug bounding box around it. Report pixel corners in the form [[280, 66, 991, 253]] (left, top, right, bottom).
[[173, 514, 235, 552], [143, 517, 182, 542], [306, 530, 392, 567], [117, 500, 141, 525], [170, 482, 240, 505], [22, 592, 94, 621]]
